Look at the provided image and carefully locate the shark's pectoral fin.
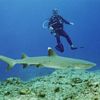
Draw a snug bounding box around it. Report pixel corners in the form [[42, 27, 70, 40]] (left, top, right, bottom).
[[22, 64, 28, 68], [34, 64, 43, 68], [30, 63, 43, 68], [48, 47, 57, 57]]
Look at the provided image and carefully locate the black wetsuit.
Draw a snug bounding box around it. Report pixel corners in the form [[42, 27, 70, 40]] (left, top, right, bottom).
[[48, 15, 73, 52]]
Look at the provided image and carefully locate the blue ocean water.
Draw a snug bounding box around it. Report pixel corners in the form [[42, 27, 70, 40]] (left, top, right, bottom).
[[0, 0, 100, 81]]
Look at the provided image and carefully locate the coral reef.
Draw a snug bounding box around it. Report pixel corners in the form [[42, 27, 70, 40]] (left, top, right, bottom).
[[0, 69, 100, 100]]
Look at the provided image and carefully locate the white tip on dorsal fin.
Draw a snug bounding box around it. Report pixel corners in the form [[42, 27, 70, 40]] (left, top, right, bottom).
[[48, 47, 57, 56]]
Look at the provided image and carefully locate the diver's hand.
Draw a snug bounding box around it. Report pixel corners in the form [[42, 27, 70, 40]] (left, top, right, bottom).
[[70, 22, 74, 25], [51, 32, 56, 36], [53, 33, 56, 36], [49, 26, 54, 31]]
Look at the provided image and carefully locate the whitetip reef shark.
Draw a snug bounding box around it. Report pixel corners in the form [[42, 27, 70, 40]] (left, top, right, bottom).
[[0, 47, 96, 70]]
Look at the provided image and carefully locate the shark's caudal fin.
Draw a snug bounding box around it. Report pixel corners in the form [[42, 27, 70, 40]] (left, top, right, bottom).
[[48, 47, 57, 56], [0, 55, 16, 71]]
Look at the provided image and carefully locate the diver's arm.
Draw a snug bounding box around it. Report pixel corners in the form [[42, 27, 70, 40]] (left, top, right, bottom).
[[48, 19, 55, 34], [48, 17, 53, 28], [48, 20, 53, 31], [48, 20, 51, 28], [59, 15, 74, 25]]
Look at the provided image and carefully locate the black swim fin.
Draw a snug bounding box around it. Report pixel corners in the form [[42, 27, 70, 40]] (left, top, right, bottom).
[[71, 46, 84, 50], [55, 43, 64, 52]]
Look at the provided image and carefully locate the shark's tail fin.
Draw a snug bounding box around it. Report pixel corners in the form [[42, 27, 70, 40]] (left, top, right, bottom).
[[0, 55, 16, 71]]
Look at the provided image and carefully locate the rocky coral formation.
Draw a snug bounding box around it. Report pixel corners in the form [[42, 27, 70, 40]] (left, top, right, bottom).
[[0, 69, 100, 100]]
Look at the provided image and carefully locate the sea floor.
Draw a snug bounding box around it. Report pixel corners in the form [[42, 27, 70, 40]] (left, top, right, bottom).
[[0, 69, 100, 100]]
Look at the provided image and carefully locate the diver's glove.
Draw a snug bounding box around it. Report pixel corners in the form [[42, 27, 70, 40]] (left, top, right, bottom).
[[49, 26, 56, 36], [49, 26, 54, 31], [52, 32, 56, 36], [50, 31, 56, 36], [70, 22, 74, 25]]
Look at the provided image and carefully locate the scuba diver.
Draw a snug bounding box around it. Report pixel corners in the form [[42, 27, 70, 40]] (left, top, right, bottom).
[[43, 9, 77, 52]]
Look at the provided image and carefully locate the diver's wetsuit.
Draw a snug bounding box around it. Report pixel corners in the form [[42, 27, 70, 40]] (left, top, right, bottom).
[[48, 15, 73, 52]]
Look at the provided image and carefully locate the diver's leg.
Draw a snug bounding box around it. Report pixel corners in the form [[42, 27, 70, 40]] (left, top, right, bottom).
[[55, 34, 61, 45], [61, 30, 73, 45], [55, 34, 64, 52], [62, 30, 77, 50]]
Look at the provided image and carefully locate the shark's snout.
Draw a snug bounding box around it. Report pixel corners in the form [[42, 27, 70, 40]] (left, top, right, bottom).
[[74, 61, 96, 69], [89, 62, 96, 67]]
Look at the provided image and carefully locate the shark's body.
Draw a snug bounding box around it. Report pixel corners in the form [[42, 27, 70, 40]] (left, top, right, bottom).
[[0, 47, 96, 70]]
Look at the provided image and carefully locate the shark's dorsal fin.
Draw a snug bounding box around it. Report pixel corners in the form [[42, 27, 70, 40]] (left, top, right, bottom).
[[21, 53, 28, 59], [48, 47, 57, 56]]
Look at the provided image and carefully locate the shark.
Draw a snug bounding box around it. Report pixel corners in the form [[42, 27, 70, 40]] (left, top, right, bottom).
[[0, 47, 96, 70]]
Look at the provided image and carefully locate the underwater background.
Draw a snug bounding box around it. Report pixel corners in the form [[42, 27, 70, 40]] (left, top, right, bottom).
[[0, 0, 100, 81]]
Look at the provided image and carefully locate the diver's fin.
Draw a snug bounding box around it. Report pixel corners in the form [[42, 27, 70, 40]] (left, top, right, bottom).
[[21, 53, 28, 59], [79, 46, 84, 48], [48, 47, 57, 56], [55, 44, 64, 52], [0, 55, 16, 71]]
